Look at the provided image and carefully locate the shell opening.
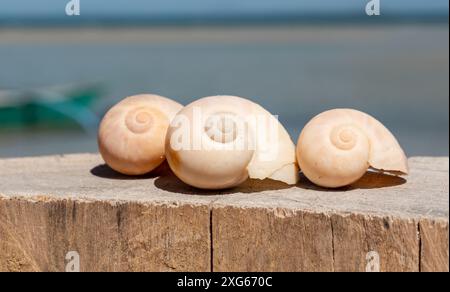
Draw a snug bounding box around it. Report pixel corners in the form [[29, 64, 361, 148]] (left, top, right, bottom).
[[204, 112, 238, 143], [125, 107, 154, 134]]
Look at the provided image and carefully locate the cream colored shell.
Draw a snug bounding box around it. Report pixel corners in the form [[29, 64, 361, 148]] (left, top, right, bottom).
[[296, 108, 409, 188], [98, 94, 183, 175], [165, 95, 299, 189]]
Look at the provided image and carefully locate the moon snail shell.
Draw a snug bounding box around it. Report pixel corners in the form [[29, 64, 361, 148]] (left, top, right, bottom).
[[98, 94, 183, 175], [296, 109, 409, 188], [165, 95, 299, 189]]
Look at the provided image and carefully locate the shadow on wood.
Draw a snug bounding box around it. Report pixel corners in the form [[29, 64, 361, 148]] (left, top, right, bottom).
[[297, 171, 407, 191], [153, 172, 294, 195], [90, 162, 172, 180], [91, 163, 405, 194], [91, 162, 294, 195]]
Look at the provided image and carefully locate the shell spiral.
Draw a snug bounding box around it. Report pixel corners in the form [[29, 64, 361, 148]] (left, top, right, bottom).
[[124, 106, 155, 134], [98, 94, 183, 175], [296, 109, 409, 188], [165, 95, 299, 189]]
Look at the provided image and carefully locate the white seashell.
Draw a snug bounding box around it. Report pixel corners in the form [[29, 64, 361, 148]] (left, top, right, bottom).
[[98, 94, 182, 175], [296, 108, 409, 188], [165, 95, 299, 189]]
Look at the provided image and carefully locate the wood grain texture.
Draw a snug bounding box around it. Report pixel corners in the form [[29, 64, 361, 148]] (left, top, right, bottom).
[[0, 154, 448, 272], [331, 214, 419, 272], [420, 219, 449, 272], [0, 199, 210, 272], [212, 207, 333, 272]]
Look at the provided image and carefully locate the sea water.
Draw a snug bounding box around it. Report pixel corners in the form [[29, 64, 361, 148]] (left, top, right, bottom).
[[0, 24, 448, 157]]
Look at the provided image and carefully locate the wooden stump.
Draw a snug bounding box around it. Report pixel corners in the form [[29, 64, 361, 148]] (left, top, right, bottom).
[[0, 154, 448, 272]]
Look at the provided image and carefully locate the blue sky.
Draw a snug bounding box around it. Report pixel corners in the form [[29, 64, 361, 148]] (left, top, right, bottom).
[[0, 0, 448, 17]]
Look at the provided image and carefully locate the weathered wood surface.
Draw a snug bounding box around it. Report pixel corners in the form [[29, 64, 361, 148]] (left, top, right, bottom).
[[0, 154, 448, 272]]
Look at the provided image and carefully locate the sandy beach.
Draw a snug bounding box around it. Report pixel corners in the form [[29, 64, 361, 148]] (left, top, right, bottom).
[[0, 24, 447, 44]]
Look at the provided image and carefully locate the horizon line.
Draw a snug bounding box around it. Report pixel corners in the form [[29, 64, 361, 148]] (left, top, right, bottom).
[[0, 12, 448, 27]]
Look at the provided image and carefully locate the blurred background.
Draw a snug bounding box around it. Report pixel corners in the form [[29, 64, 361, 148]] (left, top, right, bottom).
[[0, 0, 448, 157]]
